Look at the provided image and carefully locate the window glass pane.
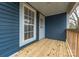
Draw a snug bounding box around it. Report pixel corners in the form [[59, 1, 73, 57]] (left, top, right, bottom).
[[24, 25, 29, 32], [29, 32, 33, 38], [24, 7, 28, 16], [29, 10, 31, 17], [24, 33, 27, 40], [24, 7, 28, 19], [30, 26, 33, 31], [29, 17, 32, 24], [32, 32, 33, 37], [24, 33, 29, 40], [24, 20, 28, 23], [31, 11, 34, 18], [76, 5, 79, 17], [31, 19, 34, 24], [24, 6, 34, 40]]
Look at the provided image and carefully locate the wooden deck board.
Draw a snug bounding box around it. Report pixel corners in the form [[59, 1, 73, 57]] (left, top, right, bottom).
[[13, 39, 69, 57]]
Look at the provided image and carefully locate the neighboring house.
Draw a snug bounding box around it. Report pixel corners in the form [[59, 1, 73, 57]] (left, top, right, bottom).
[[0, 2, 79, 57]]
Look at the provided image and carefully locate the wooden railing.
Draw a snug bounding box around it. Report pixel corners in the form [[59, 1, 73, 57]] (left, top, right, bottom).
[[66, 29, 79, 56]]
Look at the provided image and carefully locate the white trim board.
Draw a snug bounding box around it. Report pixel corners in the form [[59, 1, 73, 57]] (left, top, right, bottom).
[[39, 13, 45, 40]]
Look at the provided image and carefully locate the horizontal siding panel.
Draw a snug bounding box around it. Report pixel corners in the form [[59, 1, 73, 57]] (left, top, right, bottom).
[[0, 43, 19, 56], [8, 2, 19, 8], [0, 31, 19, 34], [0, 14, 19, 21], [0, 43, 18, 55], [3, 48, 18, 57], [0, 33, 18, 39], [0, 40, 18, 49], [0, 39, 18, 49], [1, 46, 19, 57], [0, 2, 19, 56], [0, 22, 18, 25], [0, 18, 19, 22], [0, 22, 19, 25], [0, 27, 19, 30], [0, 3, 19, 10], [0, 44, 19, 52], [0, 11, 18, 17], [0, 6, 18, 15], [0, 3, 19, 13], [0, 19, 19, 24], [0, 36, 19, 43], [0, 9, 18, 17]]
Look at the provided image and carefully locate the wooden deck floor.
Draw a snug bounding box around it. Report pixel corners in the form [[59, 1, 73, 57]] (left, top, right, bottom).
[[12, 39, 69, 57]]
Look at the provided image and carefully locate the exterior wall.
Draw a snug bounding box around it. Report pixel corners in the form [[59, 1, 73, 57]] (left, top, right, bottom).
[[45, 13, 66, 41], [0, 2, 66, 56], [0, 2, 40, 57], [0, 2, 19, 56]]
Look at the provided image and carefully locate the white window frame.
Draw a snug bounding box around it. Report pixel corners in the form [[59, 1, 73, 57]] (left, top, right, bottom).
[[19, 3, 36, 47]]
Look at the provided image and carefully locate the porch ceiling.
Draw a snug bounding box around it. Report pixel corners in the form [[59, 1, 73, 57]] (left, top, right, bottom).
[[29, 2, 69, 16]]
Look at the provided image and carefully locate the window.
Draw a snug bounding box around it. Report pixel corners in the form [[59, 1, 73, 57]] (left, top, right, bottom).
[[24, 6, 34, 40], [20, 3, 36, 47]]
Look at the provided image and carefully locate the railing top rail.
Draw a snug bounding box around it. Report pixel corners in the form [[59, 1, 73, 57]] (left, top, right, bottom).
[[66, 29, 79, 33]]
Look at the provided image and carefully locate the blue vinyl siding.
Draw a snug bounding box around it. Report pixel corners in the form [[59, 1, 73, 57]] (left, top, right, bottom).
[[0, 2, 39, 57], [0, 2, 19, 57], [45, 13, 66, 41]]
